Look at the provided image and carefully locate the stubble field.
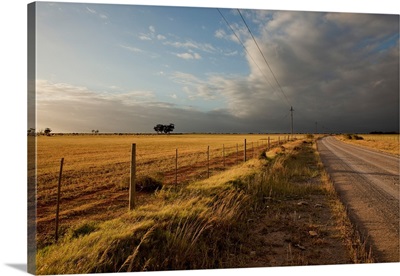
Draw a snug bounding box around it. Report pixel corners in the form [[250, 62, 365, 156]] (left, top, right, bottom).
[[35, 133, 301, 247], [337, 134, 399, 156]]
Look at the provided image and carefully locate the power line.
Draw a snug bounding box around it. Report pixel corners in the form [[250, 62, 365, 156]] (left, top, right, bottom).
[[217, 9, 286, 104], [237, 9, 291, 107], [218, 9, 295, 134], [290, 106, 294, 137]]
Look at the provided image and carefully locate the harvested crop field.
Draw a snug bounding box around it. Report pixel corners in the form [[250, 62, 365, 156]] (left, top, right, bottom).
[[34, 134, 302, 248]]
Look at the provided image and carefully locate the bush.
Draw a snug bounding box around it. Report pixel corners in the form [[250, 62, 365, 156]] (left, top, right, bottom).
[[135, 176, 163, 193], [343, 134, 364, 140], [70, 222, 99, 239]]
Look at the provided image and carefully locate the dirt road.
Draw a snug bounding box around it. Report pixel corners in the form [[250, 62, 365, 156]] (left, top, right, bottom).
[[317, 136, 399, 262]]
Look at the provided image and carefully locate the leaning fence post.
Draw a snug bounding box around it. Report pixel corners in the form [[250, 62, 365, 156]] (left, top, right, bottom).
[[129, 144, 136, 210], [55, 157, 64, 242]]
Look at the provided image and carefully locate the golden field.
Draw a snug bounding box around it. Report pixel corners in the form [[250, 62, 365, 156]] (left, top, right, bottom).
[[34, 133, 303, 247], [337, 134, 399, 156], [36, 133, 302, 189]]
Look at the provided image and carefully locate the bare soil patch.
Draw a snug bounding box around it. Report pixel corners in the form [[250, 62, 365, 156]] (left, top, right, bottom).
[[236, 194, 351, 267]]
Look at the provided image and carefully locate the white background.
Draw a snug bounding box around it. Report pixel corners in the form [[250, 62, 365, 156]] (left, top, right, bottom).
[[1, 1, 398, 275]]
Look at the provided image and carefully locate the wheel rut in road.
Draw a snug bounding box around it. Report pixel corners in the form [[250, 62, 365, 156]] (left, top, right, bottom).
[[317, 136, 399, 262]]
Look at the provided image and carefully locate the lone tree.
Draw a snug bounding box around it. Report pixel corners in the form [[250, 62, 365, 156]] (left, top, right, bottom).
[[154, 124, 165, 134], [154, 123, 174, 134], [44, 128, 52, 136], [164, 123, 174, 134]]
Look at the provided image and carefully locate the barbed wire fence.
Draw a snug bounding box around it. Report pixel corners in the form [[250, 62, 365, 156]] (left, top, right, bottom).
[[47, 135, 300, 240]]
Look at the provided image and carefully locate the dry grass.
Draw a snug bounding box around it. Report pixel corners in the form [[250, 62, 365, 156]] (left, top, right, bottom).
[[35, 135, 369, 274], [337, 134, 399, 156], [318, 166, 374, 263], [36, 158, 262, 274]]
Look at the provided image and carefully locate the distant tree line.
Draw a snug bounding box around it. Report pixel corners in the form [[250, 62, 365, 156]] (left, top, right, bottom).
[[369, 131, 399, 134], [154, 123, 175, 134], [28, 128, 52, 136]]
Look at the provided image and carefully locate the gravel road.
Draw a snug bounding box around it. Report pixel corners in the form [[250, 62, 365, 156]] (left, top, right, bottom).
[[317, 136, 399, 262]]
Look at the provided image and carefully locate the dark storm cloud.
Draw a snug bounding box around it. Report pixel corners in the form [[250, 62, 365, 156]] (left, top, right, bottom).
[[212, 10, 399, 133]]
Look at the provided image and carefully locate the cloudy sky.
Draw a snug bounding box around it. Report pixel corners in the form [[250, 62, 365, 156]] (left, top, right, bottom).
[[33, 1, 399, 133]]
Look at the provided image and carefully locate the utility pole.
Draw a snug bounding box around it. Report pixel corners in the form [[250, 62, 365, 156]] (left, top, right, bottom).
[[290, 106, 294, 138]]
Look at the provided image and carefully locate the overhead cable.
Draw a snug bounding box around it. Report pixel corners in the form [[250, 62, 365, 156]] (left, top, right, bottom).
[[217, 8, 286, 103], [237, 9, 291, 107]]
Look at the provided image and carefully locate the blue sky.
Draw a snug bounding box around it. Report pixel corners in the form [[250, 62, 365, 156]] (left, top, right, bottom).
[[36, 4, 249, 111], [33, 1, 399, 133]]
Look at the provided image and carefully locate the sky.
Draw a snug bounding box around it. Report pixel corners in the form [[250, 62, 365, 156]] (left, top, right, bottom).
[[32, 1, 399, 134]]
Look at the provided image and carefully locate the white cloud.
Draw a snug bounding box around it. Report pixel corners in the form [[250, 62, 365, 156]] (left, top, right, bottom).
[[86, 7, 96, 14], [86, 6, 108, 20], [215, 20, 250, 44], [193, 53, 202, 59], [164, 40, 216, 53], [119, 44, 143, 53], [157, 34, 166, 40], [176, 52, 202, 60], [37, 80, 155, 105], [215, 29, 226, 39], [139, 26, 167, 41], [176, 53, 193, 60], [224, 50, 238, 56], [139, 33, 152, 41], [171, 72, 221, 101]]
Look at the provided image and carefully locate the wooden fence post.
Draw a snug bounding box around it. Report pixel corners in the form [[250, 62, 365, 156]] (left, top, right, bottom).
[[129, 144, 136, 210], [268, 136, 270, 150], [55, 157, 64, 242]]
